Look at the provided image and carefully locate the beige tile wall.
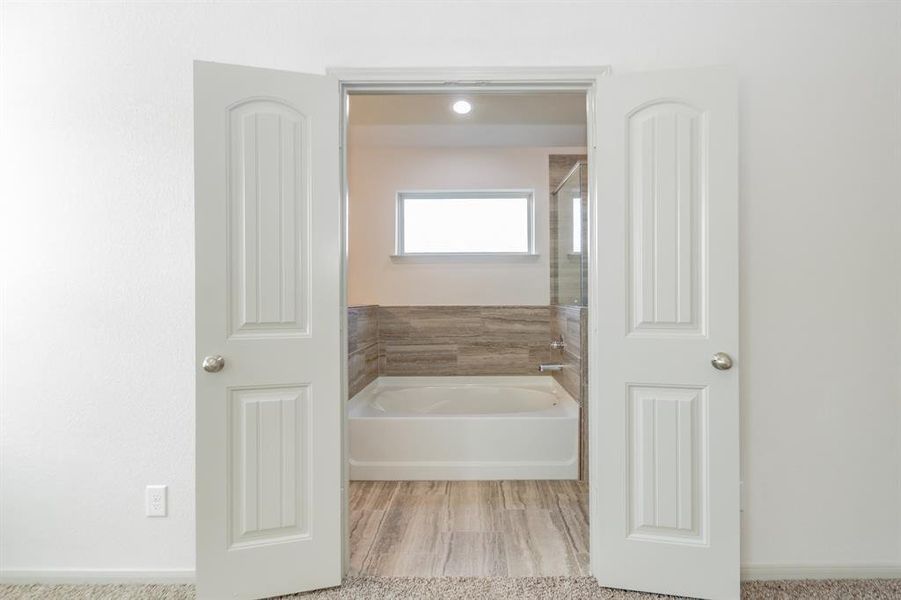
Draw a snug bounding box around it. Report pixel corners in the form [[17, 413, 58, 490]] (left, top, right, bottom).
[[378, 306, 551, 376], [348, 305, 557, 396], [549, 305, 582, 400], [348, 305, 379, 397]]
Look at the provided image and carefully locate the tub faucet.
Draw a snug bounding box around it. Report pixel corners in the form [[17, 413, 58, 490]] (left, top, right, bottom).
[[538, 363, 564, 373], [549, 336, 566, 351]]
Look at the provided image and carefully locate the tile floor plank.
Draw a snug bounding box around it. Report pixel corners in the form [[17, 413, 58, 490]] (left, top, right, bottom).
[[349, 480, 587, 577]]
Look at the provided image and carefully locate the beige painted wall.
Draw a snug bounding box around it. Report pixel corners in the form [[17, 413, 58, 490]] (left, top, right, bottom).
[[347, 145, 587, 306]]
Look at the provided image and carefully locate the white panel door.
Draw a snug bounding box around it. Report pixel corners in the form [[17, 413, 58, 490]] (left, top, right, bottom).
[[593, 67, 739, 599], [194, 61, 341, 600]]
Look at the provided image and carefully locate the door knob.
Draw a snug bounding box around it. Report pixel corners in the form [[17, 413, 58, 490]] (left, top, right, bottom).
[[202, 355, 225, 373], [711, 352, 733, 371]]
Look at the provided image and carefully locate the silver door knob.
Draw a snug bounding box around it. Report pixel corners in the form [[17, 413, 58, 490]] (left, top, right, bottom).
[[711, 352, 733, 371], [202, 355, 225, 373]]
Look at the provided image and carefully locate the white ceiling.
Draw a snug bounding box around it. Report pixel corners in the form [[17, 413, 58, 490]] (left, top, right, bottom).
[[348, 93, 587, 147]]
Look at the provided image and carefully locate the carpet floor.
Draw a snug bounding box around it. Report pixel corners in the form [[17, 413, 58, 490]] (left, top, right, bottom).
[[3, 577, 901, 599]]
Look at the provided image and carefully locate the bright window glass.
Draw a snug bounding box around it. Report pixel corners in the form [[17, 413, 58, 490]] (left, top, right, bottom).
[[399, 192, 532, 254]]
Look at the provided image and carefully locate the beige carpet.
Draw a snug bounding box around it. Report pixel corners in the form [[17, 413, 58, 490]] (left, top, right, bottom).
[[3, 578, 901, 599]]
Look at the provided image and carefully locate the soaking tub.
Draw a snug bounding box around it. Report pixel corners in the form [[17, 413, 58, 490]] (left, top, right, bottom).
[[348, 376, 579, 480]]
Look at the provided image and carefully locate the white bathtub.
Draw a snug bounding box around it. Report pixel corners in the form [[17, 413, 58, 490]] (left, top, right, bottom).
[[348, 376, 579, 480]]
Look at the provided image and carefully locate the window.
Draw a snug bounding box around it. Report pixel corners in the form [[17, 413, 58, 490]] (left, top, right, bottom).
[[396, 191, 534, 255]]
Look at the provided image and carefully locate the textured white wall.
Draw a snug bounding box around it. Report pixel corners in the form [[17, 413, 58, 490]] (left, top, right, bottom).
[[1, 0, 899, 576], [347, 145, 586, 306]]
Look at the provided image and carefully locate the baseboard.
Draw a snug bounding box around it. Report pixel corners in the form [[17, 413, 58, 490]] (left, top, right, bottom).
[[0, 569, 195, 584], [741, 563, 901, 581]]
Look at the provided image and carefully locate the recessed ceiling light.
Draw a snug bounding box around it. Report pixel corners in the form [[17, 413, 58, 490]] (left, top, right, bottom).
[[452, 100, 472, 115]]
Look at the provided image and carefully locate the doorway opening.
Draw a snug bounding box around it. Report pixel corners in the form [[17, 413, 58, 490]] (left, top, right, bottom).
[[342, 88, 592, 577]]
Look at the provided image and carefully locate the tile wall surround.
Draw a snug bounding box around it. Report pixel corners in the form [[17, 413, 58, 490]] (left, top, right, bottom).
[[348, 305, 379, 398], [549, 305, 583, 402], [378, 306, 552, 377], [347, 305, 554, 395]]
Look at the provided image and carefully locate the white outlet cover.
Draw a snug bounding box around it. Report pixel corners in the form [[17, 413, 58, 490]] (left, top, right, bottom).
[[146, 484, 167, 517]]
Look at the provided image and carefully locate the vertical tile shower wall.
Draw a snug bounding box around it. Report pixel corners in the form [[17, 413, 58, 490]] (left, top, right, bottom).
[[348, 305, 379, 398]]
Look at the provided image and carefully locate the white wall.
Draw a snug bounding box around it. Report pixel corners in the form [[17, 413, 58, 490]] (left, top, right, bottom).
[[347, 145, 585, 306], [2, 0, 899, 578]]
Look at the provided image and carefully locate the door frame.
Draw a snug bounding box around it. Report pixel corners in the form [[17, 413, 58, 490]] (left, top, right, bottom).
[[330, 66, 610, 576]]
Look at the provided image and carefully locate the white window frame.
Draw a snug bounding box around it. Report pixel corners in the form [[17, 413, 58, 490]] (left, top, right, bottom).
[[394, 189, 536, 256]]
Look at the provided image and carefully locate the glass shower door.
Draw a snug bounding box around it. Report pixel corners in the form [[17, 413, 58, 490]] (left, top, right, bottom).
[[553, 161, 587, 306]]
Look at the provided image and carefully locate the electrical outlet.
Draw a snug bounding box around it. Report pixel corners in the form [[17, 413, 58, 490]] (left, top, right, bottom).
[[146, 485, 167, 517]]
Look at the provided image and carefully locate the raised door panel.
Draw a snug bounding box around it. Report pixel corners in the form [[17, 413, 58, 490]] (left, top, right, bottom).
[[229, 385, 311, 549], [228, 100, 310, 339], [628, 102, 706, 337], [627, 384, 707, 545]]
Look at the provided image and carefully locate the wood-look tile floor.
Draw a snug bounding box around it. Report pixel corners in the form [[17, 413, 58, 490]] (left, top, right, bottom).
[[349, 480, 589, 577]]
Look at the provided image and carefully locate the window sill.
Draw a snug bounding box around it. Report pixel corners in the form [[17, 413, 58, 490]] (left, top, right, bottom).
[[390, 253, 540, 263]]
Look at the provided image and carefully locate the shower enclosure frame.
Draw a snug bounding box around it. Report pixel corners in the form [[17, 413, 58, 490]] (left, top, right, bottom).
[[330, 66, 610, 577]]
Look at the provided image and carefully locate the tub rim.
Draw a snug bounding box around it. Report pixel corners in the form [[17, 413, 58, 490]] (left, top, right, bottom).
[[348, 375, 579, 420]]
